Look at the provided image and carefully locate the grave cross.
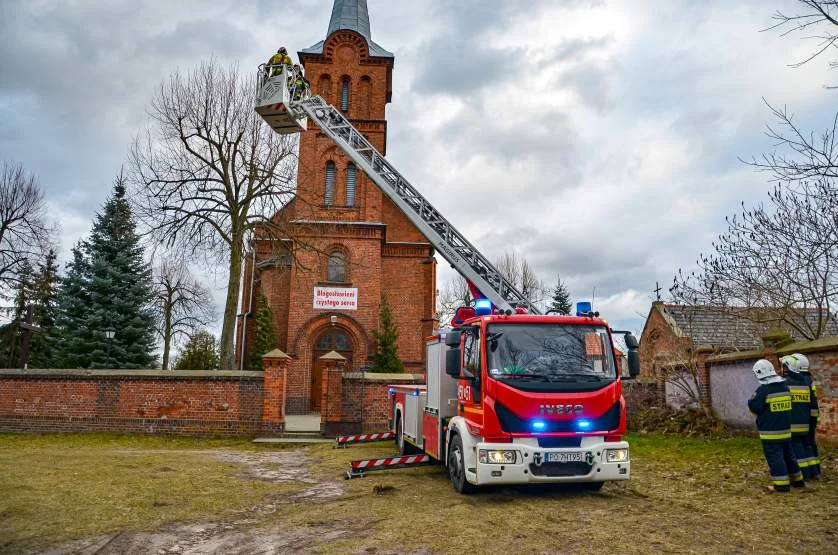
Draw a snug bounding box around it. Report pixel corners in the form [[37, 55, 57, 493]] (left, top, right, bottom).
[[19, 305, 41, 369]]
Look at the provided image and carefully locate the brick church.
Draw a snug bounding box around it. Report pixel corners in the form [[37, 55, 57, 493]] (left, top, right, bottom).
[[241, 0, 437, 415]]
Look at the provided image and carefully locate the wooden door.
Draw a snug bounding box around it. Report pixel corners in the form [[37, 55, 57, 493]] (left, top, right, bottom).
[[311, 358, 326, 412]]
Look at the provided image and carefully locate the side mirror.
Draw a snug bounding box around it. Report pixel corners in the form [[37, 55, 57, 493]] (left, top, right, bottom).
[[445, 330, 461, 347], [445, 348, 461, 377], [624, 333, 639, 350], [627, 350, 640, 378]]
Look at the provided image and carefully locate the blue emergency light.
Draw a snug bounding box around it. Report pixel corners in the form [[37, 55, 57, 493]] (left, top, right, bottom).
[[474, 298, 492, 316], [532, 420, 546, 431], [576, 301, 592, 316], [576, 419, 592, 431]]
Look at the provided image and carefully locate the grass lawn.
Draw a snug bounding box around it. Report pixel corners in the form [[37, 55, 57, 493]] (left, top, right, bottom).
[[0, 432, 835, 554]]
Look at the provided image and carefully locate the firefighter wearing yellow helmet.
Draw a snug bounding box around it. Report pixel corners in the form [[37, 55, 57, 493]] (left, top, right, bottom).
[[748, 359, 805, 492]]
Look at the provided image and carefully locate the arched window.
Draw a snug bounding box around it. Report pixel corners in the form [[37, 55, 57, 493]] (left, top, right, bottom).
[[324, 161, 335, 205], [341, 78, 350, 112], [346, 163, 357, 207], [327, 251, 347, 283]]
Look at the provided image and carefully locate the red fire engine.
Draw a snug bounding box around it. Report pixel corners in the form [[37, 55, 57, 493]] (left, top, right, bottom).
[[255, 64, 641, 492]]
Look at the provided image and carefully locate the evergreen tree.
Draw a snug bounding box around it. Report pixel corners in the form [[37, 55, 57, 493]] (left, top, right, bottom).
[[547, 275, 573, 315], [84, 179, 156, 368], [53, 245, 92, 368], [369, 297, 404, 373], [54, 179, 157, 368], [249, 289, 277, 371], [28, 249, 59, 368], [174, 330, 219, 370]]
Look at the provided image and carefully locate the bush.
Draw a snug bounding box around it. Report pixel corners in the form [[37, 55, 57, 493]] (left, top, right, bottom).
[[629, 407, 733, 439]]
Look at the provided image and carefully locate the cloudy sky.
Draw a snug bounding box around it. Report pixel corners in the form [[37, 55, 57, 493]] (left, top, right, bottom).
[[1, 0, 834, 335]]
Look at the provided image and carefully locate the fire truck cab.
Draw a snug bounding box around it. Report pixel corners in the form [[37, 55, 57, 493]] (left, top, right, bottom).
[[391, 303, 639, 493]]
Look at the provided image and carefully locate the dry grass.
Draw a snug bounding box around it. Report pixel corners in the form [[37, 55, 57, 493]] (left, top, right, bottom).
[[0, 434, 306, 552], [0, 432, 835, 554]]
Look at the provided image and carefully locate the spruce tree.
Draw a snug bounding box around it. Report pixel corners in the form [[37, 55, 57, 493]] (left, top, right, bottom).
[[83, 179, 156, 368], [174, 330, 219, 370], [54, 245, 92, 368], [249, 289, 277, 371], [28, 249, 59, 368], [369, 297, 404, 373], [547, 275, 573, 316]]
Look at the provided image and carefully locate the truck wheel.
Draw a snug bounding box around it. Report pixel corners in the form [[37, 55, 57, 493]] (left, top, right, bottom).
[[447, 434, 476, 494]]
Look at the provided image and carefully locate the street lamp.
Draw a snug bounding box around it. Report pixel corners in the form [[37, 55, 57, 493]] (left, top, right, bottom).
[[104, 329, 115, 367]]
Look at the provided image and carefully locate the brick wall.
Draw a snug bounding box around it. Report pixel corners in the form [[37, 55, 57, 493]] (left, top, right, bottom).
[[0, 370, 266, 437], [322, 372, 423, 435]]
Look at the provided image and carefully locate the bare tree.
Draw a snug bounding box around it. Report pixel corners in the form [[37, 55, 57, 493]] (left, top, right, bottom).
[[671, 179, 838, 340], [436, 251, 548, 322], [154, 259, 216, 370], [765, 1, 838, 78], [0, 162, 52, 296], [129, 60, 298, 369]]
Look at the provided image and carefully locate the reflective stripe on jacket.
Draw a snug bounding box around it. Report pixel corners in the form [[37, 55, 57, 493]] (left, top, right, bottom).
[[749, 382, 793, 441]]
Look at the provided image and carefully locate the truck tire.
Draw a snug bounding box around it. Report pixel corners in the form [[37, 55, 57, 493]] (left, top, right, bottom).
[[447, 434, 476, 494]]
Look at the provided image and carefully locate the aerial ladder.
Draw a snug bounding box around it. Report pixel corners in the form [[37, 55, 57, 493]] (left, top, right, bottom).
[[255, 65, 538, 315]]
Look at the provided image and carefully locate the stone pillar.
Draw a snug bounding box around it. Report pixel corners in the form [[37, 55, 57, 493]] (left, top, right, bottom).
[[262, 349, 291, 434], [695, 345, 715, 413], [319, 351, 346, 434]]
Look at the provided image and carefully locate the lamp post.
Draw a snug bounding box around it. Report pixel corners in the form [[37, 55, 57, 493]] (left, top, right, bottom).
[[104, 329, 115, 367]]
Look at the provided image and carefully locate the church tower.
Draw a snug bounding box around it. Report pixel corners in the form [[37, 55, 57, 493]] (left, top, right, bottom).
[[247, 0, 437, 415]]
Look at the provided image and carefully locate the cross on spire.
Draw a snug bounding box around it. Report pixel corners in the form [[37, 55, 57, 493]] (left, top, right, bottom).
[[654, 282, 663, 302]]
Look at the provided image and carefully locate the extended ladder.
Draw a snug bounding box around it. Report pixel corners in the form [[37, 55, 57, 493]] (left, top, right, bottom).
[[255, 67, 538, 314], [294, 96, 538, 314]]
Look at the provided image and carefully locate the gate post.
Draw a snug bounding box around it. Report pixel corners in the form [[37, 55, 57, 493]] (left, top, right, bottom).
[[320, 351, 346, 434], [262, 349, 291, 434]]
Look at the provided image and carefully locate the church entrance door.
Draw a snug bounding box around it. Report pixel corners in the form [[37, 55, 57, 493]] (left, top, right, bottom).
[[311, 328, 353, 412]]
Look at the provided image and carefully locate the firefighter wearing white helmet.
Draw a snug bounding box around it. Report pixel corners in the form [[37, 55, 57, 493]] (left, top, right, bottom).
[[781, 355, 817, 479], [792, 353, 821, 478], [748, 359, 805, 492]]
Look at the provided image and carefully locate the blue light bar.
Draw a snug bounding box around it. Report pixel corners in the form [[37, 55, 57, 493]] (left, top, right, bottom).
[[388, 387, 396, 395], [475, 298, 492, 316], [532, 420, 546, 431], [576, 419, 592, 431], [576, 301, 592, 316], [411, 389, 420, 397]]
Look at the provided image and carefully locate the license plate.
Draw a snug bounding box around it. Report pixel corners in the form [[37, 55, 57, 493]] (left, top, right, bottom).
[[546, 452, 583, 463]]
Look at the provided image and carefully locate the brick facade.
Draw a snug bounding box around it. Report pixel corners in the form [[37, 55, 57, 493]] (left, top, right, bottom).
[[239, 17, 436, 414]]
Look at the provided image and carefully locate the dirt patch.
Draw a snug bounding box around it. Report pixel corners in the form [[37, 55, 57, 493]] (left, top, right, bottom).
[[38, 521, 368, 555], [214, 450, 344, 501]]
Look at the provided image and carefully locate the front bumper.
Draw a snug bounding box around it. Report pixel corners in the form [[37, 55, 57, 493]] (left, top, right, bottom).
[[468, 437, 630, 486]]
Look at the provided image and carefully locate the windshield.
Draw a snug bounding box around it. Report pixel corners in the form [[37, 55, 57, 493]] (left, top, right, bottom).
[[486, 324, 617, 382]]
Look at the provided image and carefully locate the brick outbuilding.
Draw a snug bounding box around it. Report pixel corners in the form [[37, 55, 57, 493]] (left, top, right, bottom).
[[240, 1, 436, 416]]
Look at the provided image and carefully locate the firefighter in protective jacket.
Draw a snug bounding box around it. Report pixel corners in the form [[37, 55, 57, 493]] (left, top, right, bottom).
[[781, 354, 816, 479], [748, 359, 805, 492], [791, 353, 821, 478]]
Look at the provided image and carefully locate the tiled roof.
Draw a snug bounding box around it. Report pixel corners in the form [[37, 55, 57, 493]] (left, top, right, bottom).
[[657, 303, 838, 351], [301, 0, 394, 59]]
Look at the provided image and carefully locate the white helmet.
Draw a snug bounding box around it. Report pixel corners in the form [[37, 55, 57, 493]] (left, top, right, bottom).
[[780, 355, 801, 375], [792, 353, 810, 373], [753, 359, 779, 383]]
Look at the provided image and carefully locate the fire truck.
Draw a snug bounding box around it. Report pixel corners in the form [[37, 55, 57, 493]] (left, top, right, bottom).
[[255, 65, 641, 493]]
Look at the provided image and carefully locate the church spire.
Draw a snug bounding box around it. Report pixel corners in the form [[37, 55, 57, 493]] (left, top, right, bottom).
[[301, 0, 393, 59], [327, 0, 373, 43]]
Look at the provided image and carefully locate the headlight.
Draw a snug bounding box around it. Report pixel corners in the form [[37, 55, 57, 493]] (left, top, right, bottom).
[[605, 448, 629, 463], [479, 449, 517, 464]]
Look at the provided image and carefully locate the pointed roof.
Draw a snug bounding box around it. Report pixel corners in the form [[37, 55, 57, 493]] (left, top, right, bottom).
[[301, 0, 394, 59]]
